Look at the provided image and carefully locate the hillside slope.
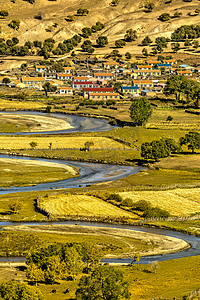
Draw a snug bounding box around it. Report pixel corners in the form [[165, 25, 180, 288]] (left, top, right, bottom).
[[1, 0, 200, 50]]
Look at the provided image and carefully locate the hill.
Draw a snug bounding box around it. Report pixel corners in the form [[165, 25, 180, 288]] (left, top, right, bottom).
[[1, 0, 200, 55]]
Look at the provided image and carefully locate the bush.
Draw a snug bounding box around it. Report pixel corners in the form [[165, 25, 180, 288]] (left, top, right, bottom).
[[107, 193, 123, 203]]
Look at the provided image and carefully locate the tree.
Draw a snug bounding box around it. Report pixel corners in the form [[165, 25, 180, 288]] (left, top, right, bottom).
[[0, 10, 9, 18], [130, 98, 152, 126], [29, 141, 38, 149], [193, 40, 199, 50], [142, 48, 149, 57], [171, 42, 180, 53], [75, 265, 130, 300], [179, 131, 200, 153], [64, 247, 84, 279], [114, 82, 122, 92], [81, 40, 94, 53], [166, 115, 173, 122], [96, 36, 108, 47], [84, 141, 94, 151], [141, 36, 152, 46], [81, 27, 92, 38], [132, 252, 141, 264], [115, 39, 126, 48], [110, 0, 120, 6], [26, 263, 45, 286], [0, 281, 43, 300], [77, 8, 89, 16], [82, 245, 103, 270], [125, 29, 137, 42], [125, 52, 132, 59], [158, 13, 171, 21], [151, 261, 159, 273], [8, 20, 20, 30], [42, 82, 57, 97], [2, 77, 10, 84], [144, 2, 154, 11], [9, 200, 21, 214]]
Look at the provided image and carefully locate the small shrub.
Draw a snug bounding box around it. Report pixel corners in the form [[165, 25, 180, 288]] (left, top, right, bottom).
[[107, 193, 123, 203]]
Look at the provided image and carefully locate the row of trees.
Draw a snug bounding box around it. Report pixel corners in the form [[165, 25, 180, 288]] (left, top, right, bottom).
[[164, 75, 200, 107], [141, 132, 200, 160]]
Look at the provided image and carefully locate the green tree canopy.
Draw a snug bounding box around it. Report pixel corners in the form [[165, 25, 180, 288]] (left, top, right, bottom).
[[96, 36, 108, 47], [42, 82, 57, 97], [179, 131, 200, 153], [0, 281, 43, 300], [130, 98, 152, 126], [75, 265, 130, 300]]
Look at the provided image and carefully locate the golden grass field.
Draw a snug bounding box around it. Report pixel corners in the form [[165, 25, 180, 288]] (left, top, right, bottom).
[[0, 136, 130, 150], [40, 194, 137, 219], [0, 99, 46, 110], [120, 188, 200, 217]]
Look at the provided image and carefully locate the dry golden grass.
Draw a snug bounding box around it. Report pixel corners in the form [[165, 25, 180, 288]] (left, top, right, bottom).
[[0, 99, 45, 110], [40, 194, 136, 219], [154, 155, 200, 170], [0, 136, 129, 150], [120, 188, 200, 216]]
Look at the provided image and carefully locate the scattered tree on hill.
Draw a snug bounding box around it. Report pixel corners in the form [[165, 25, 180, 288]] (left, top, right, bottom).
[[125, 52, 132, 59], [171, 25, 200, 41], [179, 131, 200, 153], [75, 265, 131, 300], [8, 20, 20, 30], [66, 15, 75, 22], [115, 39, 126, 48], [144, 2, 155, 11], [42, 82, 57, 97], [125, 29, 137, 42], [81, 27, 92, 38], [171, 42, 180, 53], [193, 40, 199, 50], [91, 22, 105, 32], [0, 281, 43, 300], [130, 98, 152, 126], [110, 0, 120, 6], [2, 77, 11, 84], [158, 13, 171, 21], [173, 11, 182, 18], [142, 48, 149, 57], [166, 115, 173, 123], [0, 10, 9, 18], [26, 263, 45, 286], [141, 36, 152, 46], [81, 40, 94, 53], [77, 8, 89, 16], [96, 36, 108, 47]]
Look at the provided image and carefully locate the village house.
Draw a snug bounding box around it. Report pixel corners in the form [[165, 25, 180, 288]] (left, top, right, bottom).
[[136, 65, 152, 70], [132, 69, 161, 78], [132, 79, 154, 89], [56, 74, 74, 81], [102, 61, 119, 70], [88, 92, 120, 101], [72, 81, 99, 89], [20, 77, 46, 88], [58, 87, 73, 95], [156, 63, 172, 72], [121, 86, 140, 95], [63, 66, 75, 74], [73, 76, 90, 82], [93, 73, 113, 80], [163, 59, 177, 65], [83, 87, 115, 98], [35, 65, 47, 73], [146, 60, 162, 66], [176, 70, 193, 76]]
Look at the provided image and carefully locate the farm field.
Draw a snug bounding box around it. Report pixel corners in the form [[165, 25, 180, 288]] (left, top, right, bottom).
[[39, 193, 137, 220], [120, 188, 200, 217]]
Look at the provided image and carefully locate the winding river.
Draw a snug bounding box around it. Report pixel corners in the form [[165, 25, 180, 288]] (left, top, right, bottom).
[[1, 112, 200, 265]]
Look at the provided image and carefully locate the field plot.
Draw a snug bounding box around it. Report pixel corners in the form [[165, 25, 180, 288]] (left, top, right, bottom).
[[0, 136, 129, 150], [40, 194, 137, 220], [147, 109, 200, 130], [120, 188, 200, 216], [0, 99, 45, 110]]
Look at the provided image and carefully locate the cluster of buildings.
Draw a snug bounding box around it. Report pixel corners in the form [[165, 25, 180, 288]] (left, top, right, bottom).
[[4, 56, 200, 101]]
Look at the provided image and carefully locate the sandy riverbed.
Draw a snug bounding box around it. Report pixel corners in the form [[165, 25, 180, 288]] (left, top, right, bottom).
[[0, 113, 74, 132]]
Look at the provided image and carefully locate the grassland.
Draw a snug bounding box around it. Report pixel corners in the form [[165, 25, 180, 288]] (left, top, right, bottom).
[[0, 136, 130, 150], [0, 159, 77, 187]]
